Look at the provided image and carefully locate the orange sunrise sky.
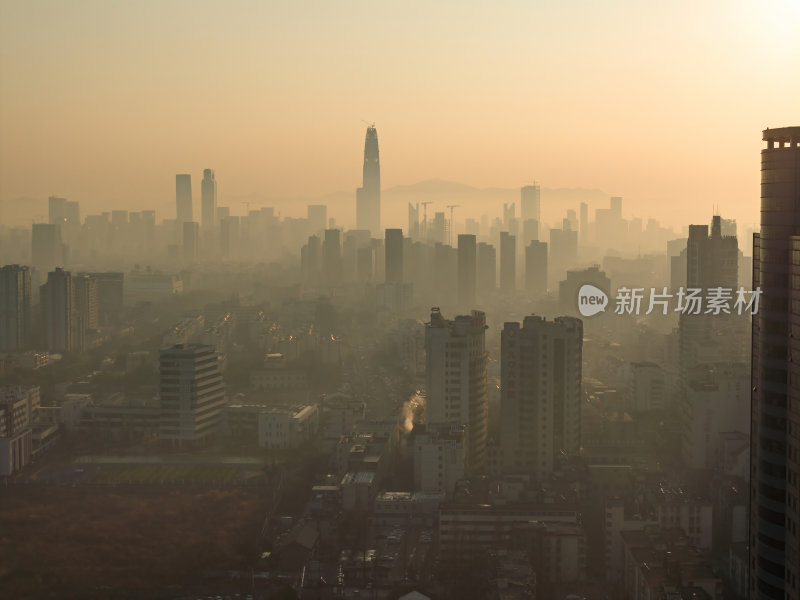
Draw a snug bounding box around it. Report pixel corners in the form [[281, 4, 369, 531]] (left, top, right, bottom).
[[1, 0, 798, 231]]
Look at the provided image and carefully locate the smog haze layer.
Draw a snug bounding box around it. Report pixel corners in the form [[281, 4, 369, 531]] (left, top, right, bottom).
[[1, 0, 798, 229]]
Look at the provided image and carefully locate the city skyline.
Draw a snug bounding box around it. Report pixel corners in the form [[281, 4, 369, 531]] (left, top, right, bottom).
[[2, 1, 799, 230], [2, 1, 800, 597]]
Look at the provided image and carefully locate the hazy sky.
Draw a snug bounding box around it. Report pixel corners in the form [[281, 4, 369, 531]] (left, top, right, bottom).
[[1, 0, 798, 229]]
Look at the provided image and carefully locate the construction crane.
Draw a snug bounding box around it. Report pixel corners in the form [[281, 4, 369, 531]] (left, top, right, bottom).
[[240, 200, 264, 214], [420, 201, 433, 238], [446, 204, 460, 246]]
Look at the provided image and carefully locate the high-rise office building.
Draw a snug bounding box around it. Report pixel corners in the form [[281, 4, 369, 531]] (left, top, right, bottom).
[[159, 344, 226, 447], [40, 268, 77, 353], [525, 241, 548, 297], [425, 308, 488, 472], [31, 223, 64, 272], [500, 231, 516, 292], [87, 272, 124, 326], [220, 216, 239, 259], [201, 169, 217, 232], [48, 196, 67, 225], [750, 126, 800, 600], [476, 242, 496, 300], [182, 221, 199, 262], [408, 203, 420, 239], [678, 216, 741, 378], [323, 229, 342, 286], [0, 265, 32, 352], [385, 229, 404, 284], [522, 218, 539, 247], [355, 125, 381, 236], [175, 174, 193, 223], [521, 184, 541, 224], [434, 243, 457, 303], [500, 315, 582, 482], [457, 234, 477, 307], [307, 205, 327, 235], [301, 235, 321, 283], [549, 227, 578, 285], [73, 274, 98, 331]]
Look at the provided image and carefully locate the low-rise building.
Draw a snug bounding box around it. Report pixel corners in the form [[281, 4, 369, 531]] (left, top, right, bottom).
[[257, 404, 319, 449]]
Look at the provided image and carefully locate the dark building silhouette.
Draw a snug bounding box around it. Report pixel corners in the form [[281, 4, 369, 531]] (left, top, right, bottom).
[[521, 184, 540, 228], [182, 221, 199, 262], [457, 234, 477, 307], [356, 125, 380, 237], [477, 242, 496, 300], [201, 169, 217, 232], [48, 196, 68, 225], [40, 267, 78, 353], [175, 174, 192, 224], [86, 272, 124, 326], [549, 227, 578, 285], [525, 241, 547, 297], [323, 229, 342, 286], [434, 243, 457, 303], [31, 223, 64, 272], [500, 315, 582, 481], [73, 274, 98, 332], [750, 126, 800, 600], [500, 232, 516, 292], [0, 265, 32, 352], [220, 215, 239, 259], [678, 216, 741, 381], [307, 205, 327, 235], [301, 234, 322, 283], [385, 229, 404, 284]]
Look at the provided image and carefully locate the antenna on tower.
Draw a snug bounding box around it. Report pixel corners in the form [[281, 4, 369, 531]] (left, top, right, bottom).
[[361, 120, 375, 128]]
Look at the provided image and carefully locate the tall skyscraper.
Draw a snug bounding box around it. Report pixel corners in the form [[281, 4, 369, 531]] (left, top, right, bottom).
[[408, 203, 420, 239], [426, 309, 488, 473], [750, 126, 800, 600], [385, 229, 404, 283], [31, 223, 64, 272], [500, 315, 582, 482], [355, 125, 381, 236], [549, 227, 578, 285], [521, 184, 541, 223], [301, 235, 321, 283], [457, 234, 477, 307], [73, 274, 98, 331], [48, 196, 67, 225], [159, 344, 226, 447], [307, 205, 327, 235], [476, 242, 496, 299], [40, 268, 77, 353], [87, 272, 124, 326], [678, 216, 741, 378], [323, 229, 342, 286], [175, 174, 193, 223], [200, 169, 217, 232], [182, 221, 199, 262], [525, 240, 548, 297], [0, 265, 32, 352], [220, 216, 239, 259], [500, 231, 516, 292]]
